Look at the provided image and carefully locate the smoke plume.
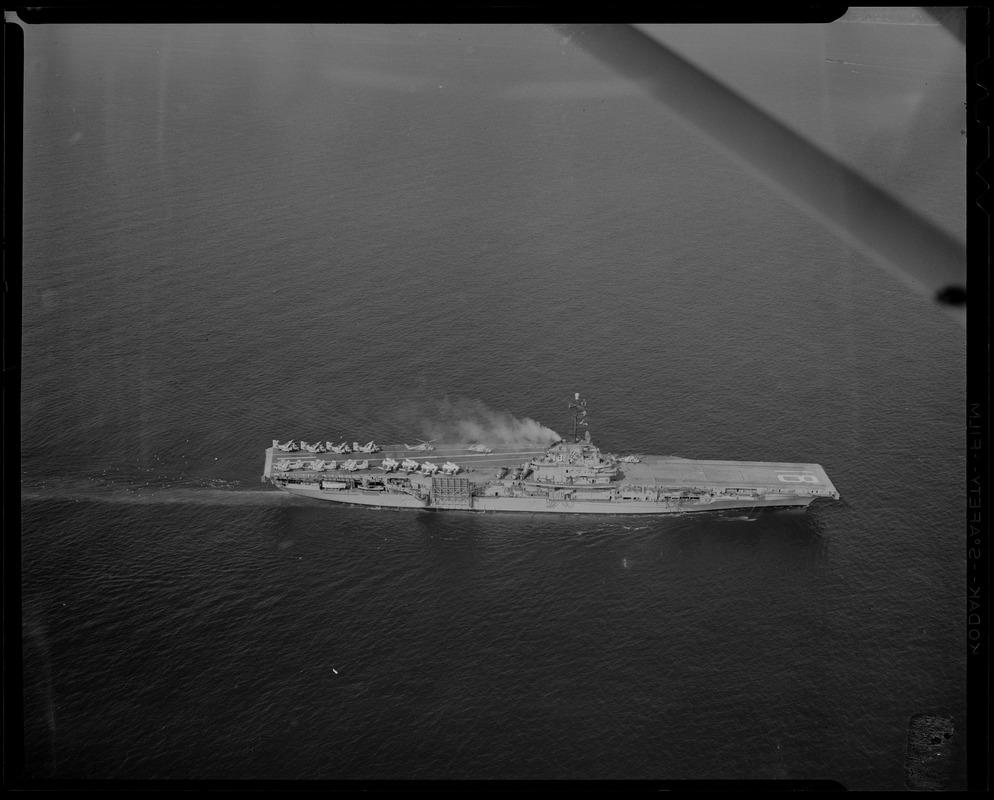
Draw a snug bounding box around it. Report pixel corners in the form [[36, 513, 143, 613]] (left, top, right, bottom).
[[417, 397, 561, 446]]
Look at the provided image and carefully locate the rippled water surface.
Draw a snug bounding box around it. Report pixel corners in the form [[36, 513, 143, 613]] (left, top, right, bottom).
[[20, 20, 966, 786]]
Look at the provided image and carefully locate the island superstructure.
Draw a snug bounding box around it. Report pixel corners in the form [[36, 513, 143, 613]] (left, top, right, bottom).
[[262, 394, 839, 515]]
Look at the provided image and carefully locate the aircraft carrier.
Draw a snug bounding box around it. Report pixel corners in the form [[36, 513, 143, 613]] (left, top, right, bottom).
[[262, 394, 839, 515]]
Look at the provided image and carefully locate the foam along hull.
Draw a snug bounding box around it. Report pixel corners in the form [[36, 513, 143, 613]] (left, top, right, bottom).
[[275, 480, 818, 514]]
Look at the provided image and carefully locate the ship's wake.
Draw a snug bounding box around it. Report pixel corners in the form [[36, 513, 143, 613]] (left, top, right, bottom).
[[22, 469, 291, 507], [22, 484, 291, 506]]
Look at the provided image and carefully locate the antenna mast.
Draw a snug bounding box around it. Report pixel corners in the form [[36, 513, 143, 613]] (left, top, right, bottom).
[[567, 392, 589, 443]]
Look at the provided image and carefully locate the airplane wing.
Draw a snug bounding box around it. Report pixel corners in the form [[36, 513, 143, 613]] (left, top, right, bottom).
[[557, 23, 966, 325]]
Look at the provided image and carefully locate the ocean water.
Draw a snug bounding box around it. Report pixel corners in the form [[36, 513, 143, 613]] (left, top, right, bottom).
[[19, 21, 966, 785]]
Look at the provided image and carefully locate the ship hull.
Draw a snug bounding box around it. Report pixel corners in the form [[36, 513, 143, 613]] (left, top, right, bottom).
[[275, 482, 430, 508], [264, 437, 839, 516], [274, 481, 816, 514]]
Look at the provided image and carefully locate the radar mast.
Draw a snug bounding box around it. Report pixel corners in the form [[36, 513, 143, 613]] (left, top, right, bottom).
[[567, 392, 589, 443]]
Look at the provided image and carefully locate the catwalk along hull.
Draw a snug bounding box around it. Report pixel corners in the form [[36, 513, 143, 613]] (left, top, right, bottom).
[[263, 438, 839, 517]]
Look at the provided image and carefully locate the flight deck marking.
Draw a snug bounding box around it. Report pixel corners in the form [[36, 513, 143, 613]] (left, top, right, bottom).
[[776, 473, 820, 483]]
